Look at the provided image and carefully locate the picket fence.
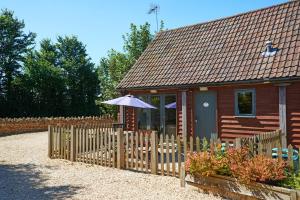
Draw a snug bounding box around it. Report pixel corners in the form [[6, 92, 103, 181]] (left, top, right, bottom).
[[48, 125, 286, 177]]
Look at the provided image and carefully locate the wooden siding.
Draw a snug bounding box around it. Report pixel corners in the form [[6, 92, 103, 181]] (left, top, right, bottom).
[[287, 82, 300, 147], [124, 81, 300, 146], [216, 84, 280, 141], [176, 92, 182, 135], [176, 90, 193, 136]]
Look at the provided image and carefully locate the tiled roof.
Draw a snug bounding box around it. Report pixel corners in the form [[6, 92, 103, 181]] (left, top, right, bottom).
[[118, 1, 300, 89]]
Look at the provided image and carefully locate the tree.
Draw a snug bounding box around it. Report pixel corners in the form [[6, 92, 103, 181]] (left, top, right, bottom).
[[0, 9, 36, 116], [24, 36, 99, 117], [98, 22, 156, 115], [24, 39, 65, 116], [56, 36, 99, 116], [123, 22, 153, 64]]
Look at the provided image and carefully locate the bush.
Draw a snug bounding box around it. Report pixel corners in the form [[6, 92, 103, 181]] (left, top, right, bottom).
[[279, 171, 300, 189], [187, 152, 216, 177], [233, 155, 286, 184], [186, 147, 288, 185]]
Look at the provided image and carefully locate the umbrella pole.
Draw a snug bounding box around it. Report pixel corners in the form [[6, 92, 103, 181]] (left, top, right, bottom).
[[120, 105, 124, 125]]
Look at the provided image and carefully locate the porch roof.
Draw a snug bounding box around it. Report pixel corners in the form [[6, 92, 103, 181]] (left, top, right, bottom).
[[117, 1, 300, 90]]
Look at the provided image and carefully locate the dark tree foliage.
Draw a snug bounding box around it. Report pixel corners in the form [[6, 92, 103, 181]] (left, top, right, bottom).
[[24, 39, 66, 116], [0, 9, 36, 116], [23, 36, 99, 117], [0, 9, 159, 118], [56, 36, 99, 116]]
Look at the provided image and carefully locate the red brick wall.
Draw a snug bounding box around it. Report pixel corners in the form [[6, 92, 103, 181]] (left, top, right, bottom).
[[287, 82, 300, 147], [215, 84, 280, 141], [0, 116, 115, 135]]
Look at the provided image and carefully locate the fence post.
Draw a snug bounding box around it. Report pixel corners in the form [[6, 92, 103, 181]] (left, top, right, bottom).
[[151, 131, 158, 174], [70, 125, 76, 162], [48, 125, 52, 158], [235, 138, 241, 149], [117, 128, 125, 169], [180, 164, 186, 187]]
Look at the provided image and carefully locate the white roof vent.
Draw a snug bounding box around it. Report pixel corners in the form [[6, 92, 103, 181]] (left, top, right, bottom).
[[262, 41, 278, 57]]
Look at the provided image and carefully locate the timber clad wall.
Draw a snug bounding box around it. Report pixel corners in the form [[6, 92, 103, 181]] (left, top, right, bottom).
[[287, 82, 300, 147], [124, 81, 300, 146], [176, 92, 182, 135], [217, 84, 279, 141], [176, 91, 193, 136]]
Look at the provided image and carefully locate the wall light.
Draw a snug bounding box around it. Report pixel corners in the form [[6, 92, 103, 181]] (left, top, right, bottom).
[[150, 90, 158, 94], [199, 87, 208, 91]]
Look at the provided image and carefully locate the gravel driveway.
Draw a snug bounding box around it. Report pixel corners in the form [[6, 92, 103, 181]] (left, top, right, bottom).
[[0, 132, 221, 200]]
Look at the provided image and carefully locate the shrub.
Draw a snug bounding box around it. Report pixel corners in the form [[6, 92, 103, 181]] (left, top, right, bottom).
[[186, 147, 288, 185], [186, 148, 231, 177], [186, 152, 216, 176], [234, 155, 287, 184], [279, 171, 300, 189], [226, 147, 251, 181], [214, 144, 231, 176]]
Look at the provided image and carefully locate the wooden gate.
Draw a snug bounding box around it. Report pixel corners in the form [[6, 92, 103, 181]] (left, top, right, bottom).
[[124, 131, 185, 177]]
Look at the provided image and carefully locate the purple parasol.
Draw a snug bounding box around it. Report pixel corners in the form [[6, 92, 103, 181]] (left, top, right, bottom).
[[102, 95, 157, 109], [165, 102, 176, 109]]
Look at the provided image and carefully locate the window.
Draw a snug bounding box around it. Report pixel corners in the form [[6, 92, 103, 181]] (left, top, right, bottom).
[[136, 94, 176, 135], [235, 89, 256, 116], [137, 96, 150, 130], [164, 95, 176, 136], [150, 95, 160, 131]]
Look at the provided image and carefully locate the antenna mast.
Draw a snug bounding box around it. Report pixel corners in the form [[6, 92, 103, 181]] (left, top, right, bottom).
[[148, 4, 160, 32]]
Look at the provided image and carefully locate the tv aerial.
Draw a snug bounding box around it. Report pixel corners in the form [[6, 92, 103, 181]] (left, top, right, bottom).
[[148, 4, 160, 32]]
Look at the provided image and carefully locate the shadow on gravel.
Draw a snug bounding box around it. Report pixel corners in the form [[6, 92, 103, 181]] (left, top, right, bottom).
[[0, 163, 81, 200]]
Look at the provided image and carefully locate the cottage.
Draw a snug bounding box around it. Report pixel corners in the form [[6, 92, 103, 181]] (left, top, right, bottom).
[[117, 1, 300, 147]]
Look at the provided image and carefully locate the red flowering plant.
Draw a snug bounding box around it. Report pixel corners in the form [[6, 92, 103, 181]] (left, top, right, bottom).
[[226, 147, 250, 179], [185, 151, 216, 177], [185, 146, 288, 185], [239, 155, 287, 184]]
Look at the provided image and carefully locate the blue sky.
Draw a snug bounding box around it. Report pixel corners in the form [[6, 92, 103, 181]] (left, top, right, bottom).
[[0, 0, 287, 64]]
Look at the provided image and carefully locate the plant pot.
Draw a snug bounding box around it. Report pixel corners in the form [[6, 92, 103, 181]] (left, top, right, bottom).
[[185, 174, 300, 200]]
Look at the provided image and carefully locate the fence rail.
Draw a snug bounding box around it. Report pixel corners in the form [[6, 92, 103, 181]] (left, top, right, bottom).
[[49, 126, 284, 177]]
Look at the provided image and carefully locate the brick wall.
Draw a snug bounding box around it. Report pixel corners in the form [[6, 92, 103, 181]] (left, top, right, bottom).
[[0, 116, 115, 135]]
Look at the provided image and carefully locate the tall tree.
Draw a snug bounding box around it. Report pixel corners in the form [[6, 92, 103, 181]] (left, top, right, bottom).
[[57, 36, 99, 116], [24, 39, 65, 116], [0, 9, 36, 116], [98, 22, 155, 115]]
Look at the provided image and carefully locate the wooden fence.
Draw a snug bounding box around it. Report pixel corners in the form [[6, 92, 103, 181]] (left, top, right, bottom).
[[49, 126, 285, 177]]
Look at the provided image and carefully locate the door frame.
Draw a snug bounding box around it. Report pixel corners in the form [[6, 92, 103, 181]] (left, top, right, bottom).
[[193, 90, 218, 139]]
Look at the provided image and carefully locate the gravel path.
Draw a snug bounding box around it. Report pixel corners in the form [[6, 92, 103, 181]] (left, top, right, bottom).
[[0, 132, 221, 200]]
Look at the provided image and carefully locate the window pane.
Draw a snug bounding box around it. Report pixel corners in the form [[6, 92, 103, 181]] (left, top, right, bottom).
[[237, 91, 253, 115], [165, 95, 176, 136], [137, 96, 148, 130], [151, 96, 160, 131]]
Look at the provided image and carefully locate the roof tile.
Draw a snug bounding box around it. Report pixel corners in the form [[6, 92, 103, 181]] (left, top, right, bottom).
[[118, 1, 300, 89]]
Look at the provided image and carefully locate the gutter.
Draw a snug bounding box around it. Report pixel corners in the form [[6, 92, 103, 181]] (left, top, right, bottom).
[[117, 76, 300, 91]]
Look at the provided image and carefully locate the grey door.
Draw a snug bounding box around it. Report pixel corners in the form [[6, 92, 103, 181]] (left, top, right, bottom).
[[194, 91, 217, 139]]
